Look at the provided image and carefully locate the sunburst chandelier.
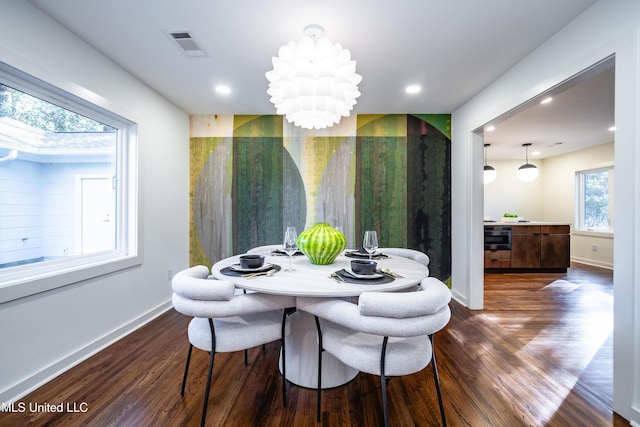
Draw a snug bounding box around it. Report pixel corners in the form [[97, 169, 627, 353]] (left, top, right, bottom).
[[265, 24, 362, 130]]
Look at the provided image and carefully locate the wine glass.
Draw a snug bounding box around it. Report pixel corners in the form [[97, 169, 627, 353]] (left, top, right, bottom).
[[362, 230, 378, 260], [283, 227, 298, 271]]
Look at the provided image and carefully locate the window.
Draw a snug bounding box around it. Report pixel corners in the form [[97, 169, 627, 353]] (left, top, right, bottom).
[[0, 62, 138, 303], [575, 166, 614, 232]]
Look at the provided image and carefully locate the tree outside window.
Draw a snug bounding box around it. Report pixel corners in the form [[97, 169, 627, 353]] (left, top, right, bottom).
[[576, 167, 614, 231], [1, 83, 110, 132]]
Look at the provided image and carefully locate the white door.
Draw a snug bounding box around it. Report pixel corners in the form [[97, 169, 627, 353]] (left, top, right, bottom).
[[81, 177, 115, 254]]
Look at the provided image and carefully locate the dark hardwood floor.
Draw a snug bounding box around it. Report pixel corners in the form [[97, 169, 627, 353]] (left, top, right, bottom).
[[1, 262, 629, 426]]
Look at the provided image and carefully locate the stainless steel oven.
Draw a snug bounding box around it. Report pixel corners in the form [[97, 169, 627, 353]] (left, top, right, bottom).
[[484, 226, 512, 250]]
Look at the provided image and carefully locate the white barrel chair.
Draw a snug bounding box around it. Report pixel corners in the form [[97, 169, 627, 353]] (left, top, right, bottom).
[[378, 247, 430, 267], [246, 244, 283, 255], [171, 265, 296, 427], [297, 277, 451, 426]]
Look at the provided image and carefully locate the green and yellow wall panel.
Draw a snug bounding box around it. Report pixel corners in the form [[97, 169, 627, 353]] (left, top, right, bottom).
[[189, 113, 451, 283]]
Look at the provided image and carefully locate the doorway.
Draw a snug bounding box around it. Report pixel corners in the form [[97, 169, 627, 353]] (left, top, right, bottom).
[[481, 57, 615, 404]]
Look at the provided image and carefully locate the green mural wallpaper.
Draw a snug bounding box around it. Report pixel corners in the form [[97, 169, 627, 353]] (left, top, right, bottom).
[[190, 113, 451, 282], [356, 115, 408, 249]]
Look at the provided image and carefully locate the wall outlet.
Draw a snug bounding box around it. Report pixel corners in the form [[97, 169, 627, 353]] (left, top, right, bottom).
[[592, 244, 598, 252], [167, 268, 173, 280]]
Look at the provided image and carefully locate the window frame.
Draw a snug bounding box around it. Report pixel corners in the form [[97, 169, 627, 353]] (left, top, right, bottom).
[[574, 165, 614, 234], [0, 62, 139, 304]]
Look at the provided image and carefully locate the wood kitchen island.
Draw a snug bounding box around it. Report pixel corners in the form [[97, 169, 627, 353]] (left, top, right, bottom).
[[484, 221, 571, 272]]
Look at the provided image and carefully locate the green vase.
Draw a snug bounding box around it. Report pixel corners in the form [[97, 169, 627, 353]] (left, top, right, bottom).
[[297, 223, 346, 265]]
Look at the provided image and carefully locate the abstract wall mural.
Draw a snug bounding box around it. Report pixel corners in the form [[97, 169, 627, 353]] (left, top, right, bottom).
[[190, 113, 451, 283]]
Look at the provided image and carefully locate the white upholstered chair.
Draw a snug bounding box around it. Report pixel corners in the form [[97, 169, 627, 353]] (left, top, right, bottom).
[[378, 247, 430, 267], [246, 244, 283, 255], [171, 265, 296, 427], [296, 277, 451, 426]]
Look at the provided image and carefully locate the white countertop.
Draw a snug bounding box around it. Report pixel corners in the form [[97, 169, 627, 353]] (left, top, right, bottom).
[[484, 221, 571, 226]]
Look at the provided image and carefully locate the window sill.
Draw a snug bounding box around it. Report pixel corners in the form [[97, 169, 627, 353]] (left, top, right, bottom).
[[0, 253, 140, 304], [572, 229, 614, 238]]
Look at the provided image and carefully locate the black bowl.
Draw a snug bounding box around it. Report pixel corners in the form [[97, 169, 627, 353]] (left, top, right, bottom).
[[351, 259, 377, 275], [239, 254, 265, 269]]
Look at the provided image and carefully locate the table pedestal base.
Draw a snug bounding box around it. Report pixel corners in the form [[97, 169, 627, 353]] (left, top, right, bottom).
[[280, 310, 358, 389]]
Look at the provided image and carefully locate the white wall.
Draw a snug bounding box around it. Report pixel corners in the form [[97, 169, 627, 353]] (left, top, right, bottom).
[[544, 142, 614, 268], [483, 159, 543, 221], [484, 142, 615, 269], [0, 158, 43, 264], [0, 1, 190, 402], [452, 0, 639, 422]]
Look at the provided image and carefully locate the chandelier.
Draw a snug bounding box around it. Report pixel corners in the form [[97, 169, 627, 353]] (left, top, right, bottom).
[[265, 25, 362, 130]]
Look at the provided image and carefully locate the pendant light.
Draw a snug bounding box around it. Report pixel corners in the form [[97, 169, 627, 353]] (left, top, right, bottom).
[[483, 144, 496, 184], [516, 143, 538, 182]]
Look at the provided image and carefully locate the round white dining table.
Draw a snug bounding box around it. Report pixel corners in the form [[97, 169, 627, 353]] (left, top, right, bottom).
[[211, 249, 430, 388], [211, 250, 429, 296]]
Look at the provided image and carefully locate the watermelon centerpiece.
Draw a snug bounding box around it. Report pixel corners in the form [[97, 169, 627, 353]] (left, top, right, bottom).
[[297, 222, 346, 265]]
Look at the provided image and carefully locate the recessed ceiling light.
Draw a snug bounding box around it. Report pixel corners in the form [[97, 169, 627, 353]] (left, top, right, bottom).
[[531, 150, 541, 156], [608, 126, 616, 131], [405, 85, 421, 94], [540, 97, 553, 104], [215, 85, 231, 95], [486, 125, 495, 132]]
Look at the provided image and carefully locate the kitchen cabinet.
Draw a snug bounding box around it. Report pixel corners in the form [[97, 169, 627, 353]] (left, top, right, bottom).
[[484, 223, 570, 272], [511, 226, 541, 268], [540, 225, 571, 268], [484, 250, 511, 268], [511, 225, 570, 269]]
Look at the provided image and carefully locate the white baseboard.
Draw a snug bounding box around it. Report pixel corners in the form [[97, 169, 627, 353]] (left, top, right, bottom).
[[630, 405, 640, 427], [570, 256, 613, 270], [450, 289, 469, 308], [0, 300, 173, 404]]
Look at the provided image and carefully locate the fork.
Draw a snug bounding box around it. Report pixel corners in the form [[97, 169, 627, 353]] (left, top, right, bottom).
[[243, 269, 277, 279], [382, 268, 404, 278], [329, 272, 345, 283]]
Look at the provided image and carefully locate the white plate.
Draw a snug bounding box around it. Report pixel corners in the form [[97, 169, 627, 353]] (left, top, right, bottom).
[[346, 268, 384, 279], [230, 263, 273, 273], [501, 217, 521, 223]]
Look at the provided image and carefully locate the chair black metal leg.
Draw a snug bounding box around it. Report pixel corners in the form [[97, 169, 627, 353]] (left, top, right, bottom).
[[314, 316, 323, 422], [429, 334, 447, 427], [241, 291, 251, 367], [181, 344, 193, 396], [201, 319, 217, 427], [380, 336, 390, 427], [281, 311, 287, 406]]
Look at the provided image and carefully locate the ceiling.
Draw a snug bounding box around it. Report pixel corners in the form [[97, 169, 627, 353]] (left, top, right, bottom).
[[26, 0, 611, 159], [484, 58, 615, 160]]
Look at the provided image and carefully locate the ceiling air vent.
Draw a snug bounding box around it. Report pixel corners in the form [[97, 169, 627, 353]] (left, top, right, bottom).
[[165, 30, 207, 57]]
